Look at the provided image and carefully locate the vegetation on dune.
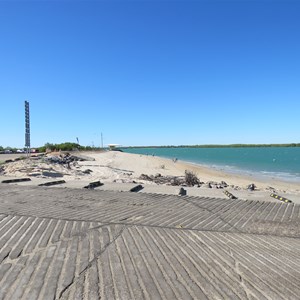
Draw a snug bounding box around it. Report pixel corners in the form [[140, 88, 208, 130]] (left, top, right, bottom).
[[0, 143, 104, 153], [38, 142, 79, 152], [38, 142, 101, 152]]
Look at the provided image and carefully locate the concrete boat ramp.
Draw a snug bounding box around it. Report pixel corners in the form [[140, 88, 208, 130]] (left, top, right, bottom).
[[0, 185, 300, 299]]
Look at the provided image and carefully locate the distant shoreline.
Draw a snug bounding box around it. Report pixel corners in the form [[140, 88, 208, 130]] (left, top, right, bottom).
[[122, 143, 300, 149]]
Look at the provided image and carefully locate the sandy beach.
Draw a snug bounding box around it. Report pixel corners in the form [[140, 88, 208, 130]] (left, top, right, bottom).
[[1, 151, 299, 204]]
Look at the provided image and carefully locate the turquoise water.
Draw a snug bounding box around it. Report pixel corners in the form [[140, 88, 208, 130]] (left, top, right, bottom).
[[123, 147, 300, 182]]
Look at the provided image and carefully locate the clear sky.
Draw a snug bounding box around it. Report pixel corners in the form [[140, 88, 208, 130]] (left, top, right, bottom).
[[0, 0, 299, 148]]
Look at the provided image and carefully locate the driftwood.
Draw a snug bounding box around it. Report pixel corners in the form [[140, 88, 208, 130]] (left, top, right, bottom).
[[139, 173, 199, 186], [140, 170, 201, 187], [139, 173, 234, 189], [140, 174, 186, 186], [185, 170, 200, 186], [45, 153, 94, 166]]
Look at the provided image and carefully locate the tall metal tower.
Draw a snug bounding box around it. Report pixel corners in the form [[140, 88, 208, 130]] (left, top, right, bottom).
[[25, 101, 31, 156]]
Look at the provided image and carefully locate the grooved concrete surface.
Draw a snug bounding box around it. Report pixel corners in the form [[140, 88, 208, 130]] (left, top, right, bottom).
[[0, 185, 300, 299]]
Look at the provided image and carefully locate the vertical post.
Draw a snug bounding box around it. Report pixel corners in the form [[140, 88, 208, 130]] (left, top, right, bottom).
[[25, 101, 31, 157], [76, 137, 80, 151], [101, 132, 103, 148]]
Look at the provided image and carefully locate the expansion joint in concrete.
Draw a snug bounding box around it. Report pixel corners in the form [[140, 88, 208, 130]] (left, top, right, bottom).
[[58, 224, 128, 299]]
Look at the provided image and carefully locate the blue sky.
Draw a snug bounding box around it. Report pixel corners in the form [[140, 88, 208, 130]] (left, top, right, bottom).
[[0, 0, 299, 148]]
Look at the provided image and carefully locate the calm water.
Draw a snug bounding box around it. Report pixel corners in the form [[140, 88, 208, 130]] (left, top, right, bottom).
[[123, 147, 300, 182]]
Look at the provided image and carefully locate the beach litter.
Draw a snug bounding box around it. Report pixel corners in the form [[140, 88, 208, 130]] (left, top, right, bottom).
[[205, 181, 228, 189], [175, 224, 183, 228], [247, 183, 256, 191], [178, 187, 187, 196]]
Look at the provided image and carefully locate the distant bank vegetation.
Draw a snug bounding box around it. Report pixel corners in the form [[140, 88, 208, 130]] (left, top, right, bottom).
[[123, 143, 300, 149]]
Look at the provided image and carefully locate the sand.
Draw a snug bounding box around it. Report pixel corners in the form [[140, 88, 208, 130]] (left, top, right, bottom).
[[1, 151, 299, 203]]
